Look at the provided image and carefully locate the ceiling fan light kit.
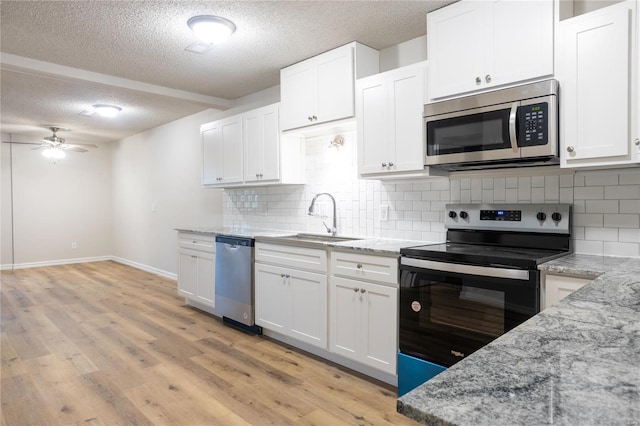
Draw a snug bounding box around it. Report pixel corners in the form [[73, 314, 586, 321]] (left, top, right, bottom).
[[188, 15, 236, 45], [42, 147, 66, 159]]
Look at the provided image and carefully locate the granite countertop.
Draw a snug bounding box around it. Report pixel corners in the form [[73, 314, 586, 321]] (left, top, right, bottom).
[[175, 226, 294, 239], [331, 238, 430, 256], [398, 255, 640, 426]]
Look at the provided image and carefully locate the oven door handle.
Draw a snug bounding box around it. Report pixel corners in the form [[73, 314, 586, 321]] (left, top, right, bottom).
[[401, 258, 530, 281]]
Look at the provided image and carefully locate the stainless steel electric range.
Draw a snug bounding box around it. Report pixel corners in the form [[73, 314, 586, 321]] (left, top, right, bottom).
[[397, 203, 571, 396]]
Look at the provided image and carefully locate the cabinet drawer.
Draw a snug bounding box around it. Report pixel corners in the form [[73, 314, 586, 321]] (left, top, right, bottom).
[[330, 250, 398, 286], [177, 232, 215, 253], [255, 242, 327, 273]]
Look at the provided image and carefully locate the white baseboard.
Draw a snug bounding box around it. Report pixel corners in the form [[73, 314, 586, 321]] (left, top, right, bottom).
[[1, 255, 177, 281], [5, 255, 112, 271], [110, 256, 177, 280]]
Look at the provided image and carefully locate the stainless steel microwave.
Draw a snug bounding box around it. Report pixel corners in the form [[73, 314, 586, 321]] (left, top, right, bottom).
[[424, 79, 559, 170]]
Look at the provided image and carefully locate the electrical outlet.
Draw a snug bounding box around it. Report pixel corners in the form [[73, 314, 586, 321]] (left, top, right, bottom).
[[380, 205, 389, 221], [71, 242, 77, 249]]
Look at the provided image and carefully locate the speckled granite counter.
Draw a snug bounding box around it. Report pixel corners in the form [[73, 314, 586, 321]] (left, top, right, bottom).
[[175, 226, 293, 239], [398, 255, 640, 426], [331, 238, 429, 256]]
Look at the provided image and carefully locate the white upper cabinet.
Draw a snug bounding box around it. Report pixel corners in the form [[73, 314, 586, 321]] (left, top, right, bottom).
[[280, 42, 379, 131], [357, 61, 428, 176], [202, 103, 304, 188], [201, 116, 243, 186], [427, 0, 554, 100], [244, 104, 280, 183], [558, 0, 639, 168]]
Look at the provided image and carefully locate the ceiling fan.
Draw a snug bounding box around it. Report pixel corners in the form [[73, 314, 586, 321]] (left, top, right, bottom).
[[2, 126, 98, 158]]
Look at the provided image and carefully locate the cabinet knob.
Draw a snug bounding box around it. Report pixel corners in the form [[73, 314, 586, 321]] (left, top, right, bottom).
[[285, 274, 290, 279], [566, 146, 575, 153], [312, 115, 317, 121], [485, 74, 491, 83], [381, 163, 387, 167], [308, 116, 313, 121], [388, 162, 394, 167], [475, 76, 481, 85], [360, 288, 366, 293], [353, 287, 359, 292], [280, 273, 285, 278], [356, 263, 363, 269], [634, 138, 640, 146]]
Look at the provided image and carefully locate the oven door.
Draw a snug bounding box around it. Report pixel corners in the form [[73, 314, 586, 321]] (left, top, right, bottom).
[[425, 101, 520, 166], [399, 257, 539, 368]]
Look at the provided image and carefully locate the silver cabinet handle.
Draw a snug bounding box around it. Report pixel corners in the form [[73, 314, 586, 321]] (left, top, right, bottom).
[[381, 163, 387, 167], [634, 138, 639, 146], [285, 274, 290, 279], [485, 74, 491, 83], [388, 162, 394, 167], [308, 116, 313, 121], [192, 240, 197, 244], [312, 115, 317, 121], [280, 273, 285, 278], [360, 288, 366, 293], [475, 76, 481, 84], [356, 263, 363, 269], [353, 287, 359, 292], [567, 146, 575, 153]]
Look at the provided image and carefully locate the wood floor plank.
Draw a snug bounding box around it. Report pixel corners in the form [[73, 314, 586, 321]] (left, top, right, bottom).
[[0, 261, 420, 426]]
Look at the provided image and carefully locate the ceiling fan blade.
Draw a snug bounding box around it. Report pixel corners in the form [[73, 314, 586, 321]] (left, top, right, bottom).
[[1, 140, 43, 146], [31, 145, 47, 150], [67, 143, 98, 148], [69, 147, 88, 153]]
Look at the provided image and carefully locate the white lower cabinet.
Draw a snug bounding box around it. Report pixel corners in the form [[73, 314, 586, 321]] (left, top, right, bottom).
[[177, 233, 215, 309], [542, 273, 592, 310], [329, 250, 398, 375], [255, 243, 328, 349], [330, 276, 398, 375]]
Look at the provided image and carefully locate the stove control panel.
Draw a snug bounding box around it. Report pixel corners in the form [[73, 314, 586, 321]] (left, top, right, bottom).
[[446, 203, 571, 234]]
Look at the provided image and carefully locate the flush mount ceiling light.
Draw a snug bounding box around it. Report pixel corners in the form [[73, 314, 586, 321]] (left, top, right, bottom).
[[80, 104, 122, 117], [188, 15, 236, 45]]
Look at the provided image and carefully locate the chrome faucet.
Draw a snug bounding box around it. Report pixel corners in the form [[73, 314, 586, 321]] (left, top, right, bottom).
[[308, 193, 337, 236]]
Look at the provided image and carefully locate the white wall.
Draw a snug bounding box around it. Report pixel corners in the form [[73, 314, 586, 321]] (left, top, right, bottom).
[[379, 35, 428, 72], [1, 133, 113, 268], [111, 109, 224, 276]]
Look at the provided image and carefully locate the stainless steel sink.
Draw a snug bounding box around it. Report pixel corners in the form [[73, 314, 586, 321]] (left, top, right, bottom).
[[263, 233, 363, 247]]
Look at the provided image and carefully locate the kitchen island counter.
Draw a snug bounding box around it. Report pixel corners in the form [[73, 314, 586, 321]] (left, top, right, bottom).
[[397, 255, 640, 425]]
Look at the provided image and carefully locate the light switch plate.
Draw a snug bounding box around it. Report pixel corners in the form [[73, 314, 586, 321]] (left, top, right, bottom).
[[380, 205, 389, 221]]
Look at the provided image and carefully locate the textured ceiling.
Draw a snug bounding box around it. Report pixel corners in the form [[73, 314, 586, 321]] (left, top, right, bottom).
[[0, 0, 452, 143]]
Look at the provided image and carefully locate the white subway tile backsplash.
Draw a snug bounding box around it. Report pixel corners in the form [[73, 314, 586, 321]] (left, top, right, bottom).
[[604, 185, 640, 200], [603, 214, 640, 228], [584, 227, 618, 242], [574, 186, 604, 200], [223, 135, 640, 258], [603, 241, 640, 257], [585, 200, 619, 214]]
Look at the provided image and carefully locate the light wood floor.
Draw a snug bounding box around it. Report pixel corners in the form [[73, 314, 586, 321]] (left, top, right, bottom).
[[1, 261, 419, 425]]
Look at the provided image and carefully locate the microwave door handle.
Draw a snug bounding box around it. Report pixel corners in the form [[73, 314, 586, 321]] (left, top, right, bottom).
[[509, 102, 518, 153]]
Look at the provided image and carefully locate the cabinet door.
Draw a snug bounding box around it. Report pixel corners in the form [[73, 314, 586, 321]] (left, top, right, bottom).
[[357, 74, 390, 175], [280, 60, 316, 131], [195, 251, 215, 307], [544, 274, 591, 310], [316, 44, 355, 124], [389, 66, 426, 173], [289, 269, 327, 349], [329, 277, 361, 361], [201, 125, 223, 185], [560, 2, 634, 167], [427, 1, 486, 99], [244, 104, 280, 183], [490, 0, 553, 87], [361, 282, 397, 374], [220, 117, 243, 183], [259, 104, 280, 181], [177, 249, 198, 298], [255, 263, 289, 333]]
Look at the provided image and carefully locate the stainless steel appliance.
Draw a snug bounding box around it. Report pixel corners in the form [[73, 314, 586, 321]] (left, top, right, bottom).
[[397, 203, 571, 396], [424, 79, 559, 170], [214, 235, 261, 333]]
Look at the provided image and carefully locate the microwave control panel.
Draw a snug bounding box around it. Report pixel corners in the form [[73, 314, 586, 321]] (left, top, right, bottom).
[[518, 102, 548, 147]]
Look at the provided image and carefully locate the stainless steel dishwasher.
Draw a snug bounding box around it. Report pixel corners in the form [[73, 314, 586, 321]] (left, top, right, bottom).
[[214, 235, 261, 333]]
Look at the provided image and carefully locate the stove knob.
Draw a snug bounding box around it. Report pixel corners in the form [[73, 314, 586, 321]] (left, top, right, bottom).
[[536, 212, 547, 221], [448, 211, 457, 219], [552, 212, 562, 222], [460, 211, 469, 219]]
